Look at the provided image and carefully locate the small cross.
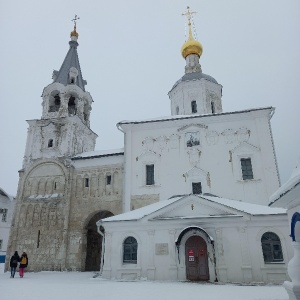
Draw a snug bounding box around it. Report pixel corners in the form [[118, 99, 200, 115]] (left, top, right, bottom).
[[71, 14, 80, 28], [182, 6, 197, 25]]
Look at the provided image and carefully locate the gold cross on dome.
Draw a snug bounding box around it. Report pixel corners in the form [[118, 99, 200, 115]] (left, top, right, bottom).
[[182, 6, 197, 25]]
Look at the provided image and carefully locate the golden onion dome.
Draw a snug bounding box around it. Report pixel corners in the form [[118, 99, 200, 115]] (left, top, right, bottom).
[[181, 22, 203, 59], [181, 6, 202, 59], [181, 37, 203, 59], [70, 26, 79, 38]]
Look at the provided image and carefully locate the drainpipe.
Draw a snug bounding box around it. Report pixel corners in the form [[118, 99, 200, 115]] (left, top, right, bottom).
[[97, 222, 105, 275]]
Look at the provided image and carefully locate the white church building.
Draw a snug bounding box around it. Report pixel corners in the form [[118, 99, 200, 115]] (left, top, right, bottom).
[[7, 9, 293, 283]]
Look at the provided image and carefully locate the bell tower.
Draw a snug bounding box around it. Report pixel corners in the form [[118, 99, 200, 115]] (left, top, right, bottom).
[[168, 7, 223, 116], [23, 18, 97, 169]]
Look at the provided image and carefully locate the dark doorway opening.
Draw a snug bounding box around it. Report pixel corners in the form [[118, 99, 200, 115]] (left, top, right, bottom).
[[84, 210, 113, 271]]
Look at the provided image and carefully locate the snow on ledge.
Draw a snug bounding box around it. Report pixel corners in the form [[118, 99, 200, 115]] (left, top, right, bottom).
[[72, 148, 124, 160]]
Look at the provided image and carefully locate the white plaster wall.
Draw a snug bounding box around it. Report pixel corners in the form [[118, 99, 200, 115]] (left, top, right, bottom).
[[121, 108, 280, 207], [169, 79, 222, 116], [101, 214, 291, 283]]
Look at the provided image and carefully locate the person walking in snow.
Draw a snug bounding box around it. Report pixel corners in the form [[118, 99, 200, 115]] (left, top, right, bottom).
[[10, 251, 20, 278], [19, 252, 28, 278]]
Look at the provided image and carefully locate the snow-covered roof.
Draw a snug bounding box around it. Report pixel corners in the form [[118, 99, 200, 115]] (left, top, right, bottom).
[[0, 187, 15, 201], [117, 107, 274, 125], [98, 197, 182, 224], [203, 195, 286, 215], [72, 148, 124, 160], [269, 156, 300, 206], [98, 194, 286, 224]]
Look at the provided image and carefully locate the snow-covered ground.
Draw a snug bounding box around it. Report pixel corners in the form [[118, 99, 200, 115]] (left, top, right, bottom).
[[0, 264, 288, 300]]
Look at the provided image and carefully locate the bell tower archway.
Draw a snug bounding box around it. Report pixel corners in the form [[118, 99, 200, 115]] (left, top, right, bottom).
[[84, 210, 113, 271]]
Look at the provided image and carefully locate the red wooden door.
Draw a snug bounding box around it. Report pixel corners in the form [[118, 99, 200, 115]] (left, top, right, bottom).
[[185, 236, 209, 281]]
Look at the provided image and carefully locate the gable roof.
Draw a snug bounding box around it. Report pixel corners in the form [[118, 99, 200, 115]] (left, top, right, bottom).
[[98, 194, 286, 224]]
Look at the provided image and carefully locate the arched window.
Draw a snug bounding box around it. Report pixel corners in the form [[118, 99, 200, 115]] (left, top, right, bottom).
[[261, 232, 283, 263], [123, 236, 137, 264]]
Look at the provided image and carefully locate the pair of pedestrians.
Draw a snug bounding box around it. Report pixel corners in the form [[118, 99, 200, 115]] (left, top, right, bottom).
[[10, 251, 28, 278]]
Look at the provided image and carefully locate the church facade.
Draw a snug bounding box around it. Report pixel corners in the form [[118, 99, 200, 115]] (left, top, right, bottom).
[[6, 10, 292, 282]]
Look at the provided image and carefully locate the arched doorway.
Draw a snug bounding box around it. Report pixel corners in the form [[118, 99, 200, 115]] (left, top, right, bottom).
[[185, 236, 209, 281], [84, 210, 113, 271]]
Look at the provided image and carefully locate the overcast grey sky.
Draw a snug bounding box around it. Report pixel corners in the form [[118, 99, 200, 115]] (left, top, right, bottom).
[[0, 0, 299, 196]]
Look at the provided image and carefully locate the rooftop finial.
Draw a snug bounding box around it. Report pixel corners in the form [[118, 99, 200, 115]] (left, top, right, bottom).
[[182, 6, 196, 40], [70, 14, 80, 39]]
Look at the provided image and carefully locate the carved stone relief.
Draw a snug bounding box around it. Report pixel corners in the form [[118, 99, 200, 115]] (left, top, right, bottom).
[[206, 131, 219, 145], [237, 128, 250, 142], [142, 137, 154, 151], [222, 129, 236, 144]]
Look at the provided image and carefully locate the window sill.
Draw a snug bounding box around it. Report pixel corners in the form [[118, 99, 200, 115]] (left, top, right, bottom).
[[237, 179, 261, 183], [143, 184, 161, 188]]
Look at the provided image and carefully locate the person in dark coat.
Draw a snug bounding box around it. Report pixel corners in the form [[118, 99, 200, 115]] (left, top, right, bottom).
[[10, 251, 20, 278], [19, 252, 28, 278]]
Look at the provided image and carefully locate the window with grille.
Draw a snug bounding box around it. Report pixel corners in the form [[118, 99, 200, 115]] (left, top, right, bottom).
[[192, 182, 202, 194], [191, 101, 197, 113], [123, 237, 137, 264], [261, 232, 283, 263], [240, 158, 253, 180], [146, 164, 154, 185], [1, 209, 7, 222]]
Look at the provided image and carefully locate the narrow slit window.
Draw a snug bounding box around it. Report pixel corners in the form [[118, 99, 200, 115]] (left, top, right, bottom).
[[85, 178, 89, 188], [37, 230, 40, 248], [54, 182, 57, 190], [146, 164, 154, 185], [191, 101, 197, 113], [211, 101, 215, 114], [106, 175, 112, 185], [48, 139, 53, 148]]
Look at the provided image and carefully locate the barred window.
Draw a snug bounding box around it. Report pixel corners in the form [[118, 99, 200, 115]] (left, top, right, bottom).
[[1, 209, 7, 222], [192, 182, 202, 194], [241, 158, 253, 180], [123, 237, 137, 264], [261, 232, 283, 263]]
